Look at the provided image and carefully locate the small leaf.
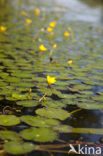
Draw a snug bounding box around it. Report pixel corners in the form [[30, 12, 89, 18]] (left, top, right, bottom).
[[17, 100, 38, 107], [53, 125, 73, 133]]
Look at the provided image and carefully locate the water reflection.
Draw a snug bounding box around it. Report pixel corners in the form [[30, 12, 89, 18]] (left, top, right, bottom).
[[79, 0, 103, 8], [56, 0, 103, 24], [79, 0, 103, 23]]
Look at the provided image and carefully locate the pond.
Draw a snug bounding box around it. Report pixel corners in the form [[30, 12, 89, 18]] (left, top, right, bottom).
[[0, 0, 103, 155]]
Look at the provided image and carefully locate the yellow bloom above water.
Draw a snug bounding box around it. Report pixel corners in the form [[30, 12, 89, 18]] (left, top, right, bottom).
[[64, 31, 70, 37], [0, 26, 7, 31], [47, 27, 53, 32], [47, 75, 56, 86], [53, 44, 57, 49], [35, 8, 40, 16], [26, 19, 32, 24], [49, 21, 57, 28], [29, 88, 32, 93], [68, 59, 72, 65], [39, 45, 47, 51]]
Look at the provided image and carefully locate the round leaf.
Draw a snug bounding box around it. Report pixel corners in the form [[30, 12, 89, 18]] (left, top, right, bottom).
[[0, 115, 20, 126], [21, 115, 60, 127], [4, 141, 36, 155], [20, 127, 58, 142], [36, 108, 71, 120]]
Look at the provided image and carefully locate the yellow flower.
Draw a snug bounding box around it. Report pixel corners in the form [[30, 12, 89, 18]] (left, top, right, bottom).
[[29, 88, 32, 93], [53, 44, 57, 49], [21, 11, 27, 16], [35, 8, 40, 16], [26, 19, 32, 24], [68, 59, 72, 65], [39, 45, 47, 51], [64, 31, 70, 37], [0, 26, 7, 31], [49, 21, 56, 28], [43, 97, 46, 101], [47, 27, 53, 32], [47, 75, 56, 86], [41, 28, 44, 32]]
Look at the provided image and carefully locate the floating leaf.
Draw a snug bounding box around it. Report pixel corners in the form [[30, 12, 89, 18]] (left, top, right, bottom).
[[20, 127, 58, 142], [0, 131, 22, 141], [78, 103, 103, 110], [12, 94, 28, 100], [17, 100, 38, 107], [42, 99, 66, 108], [4, 141, 36, 155], [73, 84, 92, 90], [53, 125, 73, 133], [0, 115, 20, 126], [12, 82, 33, 88], [36, 108, 71, 120], [72, 128, 103, 135], [21, 115, 60, 127]]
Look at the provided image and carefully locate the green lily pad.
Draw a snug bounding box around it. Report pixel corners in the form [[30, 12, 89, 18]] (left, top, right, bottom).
[[0, 131, 22, 141], [20, 127, 58, 142], [36, 108, 71, 120], [5, 76, 21, 83], [53, 125, 73, 133], [11, 82, 33, 88], [12, 94, 28, 100], [0, 115, 20, 126], [78, 103, 103, 110], [17, 100, 38, 107], [21, 115, 60, 127], [4, 141, 36, 155], [42, 99, 66, 108], [72, 128, 103, 135], [73, 84, 92, 90]]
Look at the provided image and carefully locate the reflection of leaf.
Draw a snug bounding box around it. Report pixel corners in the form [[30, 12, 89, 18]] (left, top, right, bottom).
[[36, 108, 71, 120]]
